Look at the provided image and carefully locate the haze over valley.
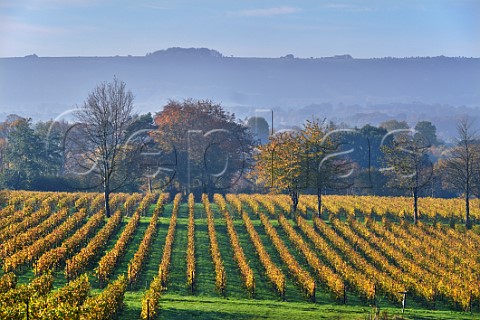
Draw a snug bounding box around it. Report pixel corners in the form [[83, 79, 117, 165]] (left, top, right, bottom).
[[1, 48, 479, 140]]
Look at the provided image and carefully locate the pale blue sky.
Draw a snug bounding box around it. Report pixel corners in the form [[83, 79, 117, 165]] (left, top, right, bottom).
[[0, 0, 478, 58]]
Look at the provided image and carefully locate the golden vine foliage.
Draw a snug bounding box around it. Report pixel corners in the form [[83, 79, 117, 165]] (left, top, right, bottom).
[[34, 209, 105, 275], [257, 210, 316, 300], [0, 272, 17, 293], [123, 193, 143, 217], [80, 275, 127, 320], [4, 208, 88, 272], [277, 213, 343, 299], [1, 191, 479, 311], [141, 276, 162, 320], [140, 193, 181, 319], [96, 207, 141, 284], [203, 194, 226, 294], [157, 193, 182, 287], [0, 274, 54, 319], [65, 210, 123, 280], [186, 193, 196, 291], [0, 207, 70, 259], [214, 194, 255, 295], [28, 275, 91, 320], [297, 215, 376, 300], [128, 193, 167, 286], [232, 194, 285, 298]]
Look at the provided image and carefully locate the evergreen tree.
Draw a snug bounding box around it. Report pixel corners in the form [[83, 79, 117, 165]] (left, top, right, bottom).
[[1, 118, 43, 189]]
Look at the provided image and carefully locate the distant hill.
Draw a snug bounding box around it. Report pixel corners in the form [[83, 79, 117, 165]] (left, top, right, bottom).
[[146, 47, 223, 58], [0, 48, 479, 138]]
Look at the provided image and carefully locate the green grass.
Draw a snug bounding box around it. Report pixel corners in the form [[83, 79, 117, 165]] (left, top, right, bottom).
[[192, 208, 218, 297], [120, 292, 478, 320], [166, 203, 189, 295]]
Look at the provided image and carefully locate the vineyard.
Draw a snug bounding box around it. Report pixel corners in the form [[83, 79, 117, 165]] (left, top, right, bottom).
[[0, 191, 479, 319]]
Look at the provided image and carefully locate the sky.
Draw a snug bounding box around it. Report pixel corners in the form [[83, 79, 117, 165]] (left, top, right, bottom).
[[0, 0, 479, 58]]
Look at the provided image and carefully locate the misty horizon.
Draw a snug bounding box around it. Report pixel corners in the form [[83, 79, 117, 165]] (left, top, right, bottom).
[[4, 47, 480, 60]]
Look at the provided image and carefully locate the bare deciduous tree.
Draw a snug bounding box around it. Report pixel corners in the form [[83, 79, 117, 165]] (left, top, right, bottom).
[[443, 118, 479, 229], [301, 120, 354, 218], [72, 77, 135, 217], [382, 129, 433, 224]]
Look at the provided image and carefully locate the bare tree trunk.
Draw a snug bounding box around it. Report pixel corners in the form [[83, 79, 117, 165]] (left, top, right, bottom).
[[316, 187, 322, 218], [466, 193, 471, 229], [147, 177, 152, 193], [104, 185, 111, 218], [289, 187, 299, 217], [413, 188, 418, 224]]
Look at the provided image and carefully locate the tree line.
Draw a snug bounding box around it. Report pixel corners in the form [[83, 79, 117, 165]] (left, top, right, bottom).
[[0, 78, 478, 227]]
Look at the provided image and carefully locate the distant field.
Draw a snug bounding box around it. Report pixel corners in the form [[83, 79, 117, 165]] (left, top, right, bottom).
[[0, 191, 479, 319]]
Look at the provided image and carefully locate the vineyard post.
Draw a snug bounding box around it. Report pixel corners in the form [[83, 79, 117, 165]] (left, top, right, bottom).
[[312, 283, 316, 303], [191, 270, 194, 293], [221, 269, 226, 297], [399, 291, 408, 313], [252, 274, 255, 298], [147, 298, 150, 320], [469, 291, 472, 313], [432, 288, 436, 310], [128, 263, 132, 290], [26, 297, 29, 320]]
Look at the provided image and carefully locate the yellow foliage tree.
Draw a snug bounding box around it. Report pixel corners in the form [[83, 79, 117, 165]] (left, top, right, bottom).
[[254, 130, 304, 213]]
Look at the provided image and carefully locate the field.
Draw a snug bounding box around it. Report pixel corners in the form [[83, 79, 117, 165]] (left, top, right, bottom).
[[0, 191, 479, 319]]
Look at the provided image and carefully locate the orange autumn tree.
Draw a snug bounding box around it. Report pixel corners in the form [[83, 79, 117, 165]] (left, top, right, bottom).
[[152, 99, 254, 198]]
